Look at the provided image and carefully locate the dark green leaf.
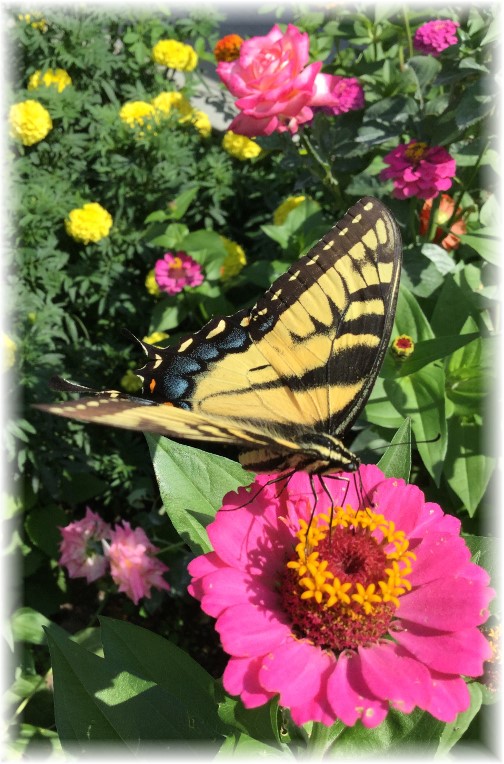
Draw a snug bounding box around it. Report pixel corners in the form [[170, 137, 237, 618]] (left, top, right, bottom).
[[437, 684, 483, 755], [444, 418, 495, 516], [11, 608, 50, 645]]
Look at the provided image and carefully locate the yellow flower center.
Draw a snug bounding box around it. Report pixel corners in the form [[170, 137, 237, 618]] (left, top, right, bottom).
[[404, 141, 428, 163], [281, 505, 415, 650]]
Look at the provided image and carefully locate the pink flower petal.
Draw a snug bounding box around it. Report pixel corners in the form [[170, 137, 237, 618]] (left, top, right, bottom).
[[216, 602, 290, 656], [327, 652, 388, 728], [422, 671, 470, 722], [394, 623, 493, 675], [399, 575, 493, 630], [358, 643, 431, 712], [223, 656, 273, 708]]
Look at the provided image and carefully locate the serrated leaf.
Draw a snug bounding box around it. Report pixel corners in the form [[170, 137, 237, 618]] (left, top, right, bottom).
[[147, 434, 252, 554], [377, 418, 411, 481]]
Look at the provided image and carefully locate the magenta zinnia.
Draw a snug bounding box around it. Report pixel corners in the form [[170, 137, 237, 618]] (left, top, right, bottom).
[[188, 465, 493, 727], [380, 140, 456, 200], [154, 251, 204, 295], [414, 20, 460, 56]]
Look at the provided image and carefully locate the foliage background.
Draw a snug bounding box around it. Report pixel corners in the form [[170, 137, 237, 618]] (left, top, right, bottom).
[[4, 3, 499, 758]]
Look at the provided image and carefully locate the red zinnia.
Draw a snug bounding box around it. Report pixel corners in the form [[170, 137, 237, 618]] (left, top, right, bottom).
[[189, 465, 493, 727]]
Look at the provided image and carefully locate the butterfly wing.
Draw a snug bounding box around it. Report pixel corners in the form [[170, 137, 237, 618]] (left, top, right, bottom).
[[138, 197, 401, 439]]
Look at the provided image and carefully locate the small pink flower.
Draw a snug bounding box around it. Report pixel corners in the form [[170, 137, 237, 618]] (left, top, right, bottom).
[[311, 75, 364, 116], [188, 465, 493, 728], [413, 20, 460, 56], [107, 521, 170, 605], [154, 251, 204, 296], [59, 508, 111, 584], [380, 140, 456, 200], [217, 24, 363, 136]]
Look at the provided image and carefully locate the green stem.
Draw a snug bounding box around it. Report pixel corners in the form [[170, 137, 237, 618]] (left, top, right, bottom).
[[402, 6, 414, 60], [304, 722, 333, 759], [444, 138, 490, 232], [298, 132, 341, 205], [425, 194, 442, 242]]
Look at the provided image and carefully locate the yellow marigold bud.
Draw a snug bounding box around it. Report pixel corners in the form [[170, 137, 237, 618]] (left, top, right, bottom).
[[145, 269, 161, 297], [28, 68, 72, 93], [152, 40, 198, 72], [3, 334, 16, 371], [9, 100, 52, 146], [65, 203, 113, 245], [220, 237, 247, 281], [18, 13, 47, 32], [214, 34, 244, 62], [222, 131, 261, 161], [121, 369, 142, 393], [119, 101, 157, 129], [143, 331, 169, 345], [152, 91, 192, 117], [273, 196, 307, 226], [391, 335, 415, 359], [180, 109, 212, 138]]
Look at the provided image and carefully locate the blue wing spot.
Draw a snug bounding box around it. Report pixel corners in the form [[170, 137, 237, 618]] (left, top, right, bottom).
[[193, 343, 220, 361], [163, 376, 190, 399], [218, 326, 248, 350]]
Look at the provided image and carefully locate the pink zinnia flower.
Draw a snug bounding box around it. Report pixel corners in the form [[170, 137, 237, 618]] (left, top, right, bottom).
[[414, 20, 460, 56], [107, 521, 170, 605], [188, 465, 493, 728], [311, 75, 364, 116], [154, 251, 204, 296], [380, 140, 456, 200], [217, 24, 364, 136], [59, 507, 111, 584]]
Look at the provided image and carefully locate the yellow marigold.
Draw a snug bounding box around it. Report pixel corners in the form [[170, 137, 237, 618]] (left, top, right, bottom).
[[143, 331, 169, 345], [65, 203, 113, 245], [18, 13, 47, 32], [119, 101, 157, 129], [121, 369, 142, 393], [273, 195, 307, 226], [222, 131, 261, 161], [220, 236, 247, 281], [152, 40, 198, 72], [9, 100, 52, 146], [3, 334, 16, 371], [145, 269, 161, 297], [28, 68, 72, 93], [214, 34, 244, 62], [180, 109, 212, 138], [152, 91, 192, 117]]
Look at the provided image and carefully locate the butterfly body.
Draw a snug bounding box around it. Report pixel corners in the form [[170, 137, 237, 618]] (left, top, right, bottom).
[[39, 197, 402, 476]]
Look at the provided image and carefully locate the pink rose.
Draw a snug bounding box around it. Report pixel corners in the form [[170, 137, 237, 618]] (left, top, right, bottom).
[[59, 507, 111, 584], [107, 521, 170, 605], [217, 24, 363, 136]]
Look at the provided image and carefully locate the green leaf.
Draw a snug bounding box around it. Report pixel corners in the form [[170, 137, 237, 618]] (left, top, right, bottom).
[[99, 617, 228, 737], [217, 732, 287, 758], [385, 365, 447, 485], [392, 286, 435, 341], [167, 186, 199, 220], [463, 535, 498, 592], [437, 683, 483, 756], [217, 689, 281, 745], [11, 608, 50, 645], [46, 624, 224, 751], [377, 418, 411, 481], [332, 706, 445, 755], [148, 298, 187, 333], [25, 504, 68, 557], [146, 434, 252, 554], [459, 230, 500, 265], [444, 418, 495, 516], [404, 55, 442, 89]]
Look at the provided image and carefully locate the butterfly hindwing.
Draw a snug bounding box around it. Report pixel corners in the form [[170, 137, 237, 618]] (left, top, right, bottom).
[[40, 197, 402, 474]]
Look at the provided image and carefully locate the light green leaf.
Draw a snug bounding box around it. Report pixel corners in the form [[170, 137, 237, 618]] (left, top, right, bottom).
[[436, 684, 483, 756], [444, 418, 495, 516], [377, 418, 411, 482], [147, 434, 251, 555], [11, 608, 50, 645]]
